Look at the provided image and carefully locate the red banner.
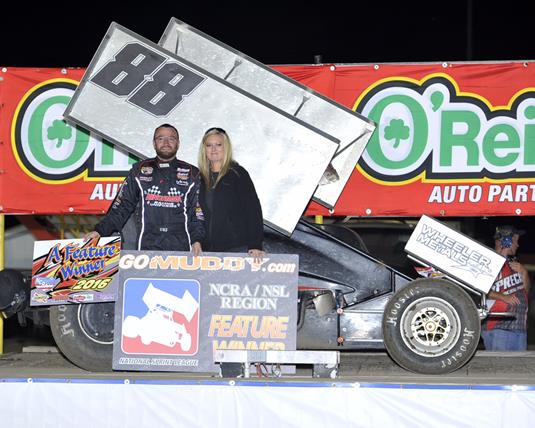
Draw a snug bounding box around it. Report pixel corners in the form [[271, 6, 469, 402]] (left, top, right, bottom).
[[2, 63, 535, 217], [0, 67, 136, 215]]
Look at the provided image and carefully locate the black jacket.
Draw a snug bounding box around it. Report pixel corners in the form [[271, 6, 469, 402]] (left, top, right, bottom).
[[95, 157, 204, 251], [199, 164, 263, 252]]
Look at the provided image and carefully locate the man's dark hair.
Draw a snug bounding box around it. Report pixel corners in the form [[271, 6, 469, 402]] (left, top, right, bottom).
[[153, 123, 179, 139]]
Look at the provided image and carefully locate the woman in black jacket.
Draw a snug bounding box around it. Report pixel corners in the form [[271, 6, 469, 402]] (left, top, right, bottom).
[[197, 127, 264, 259]]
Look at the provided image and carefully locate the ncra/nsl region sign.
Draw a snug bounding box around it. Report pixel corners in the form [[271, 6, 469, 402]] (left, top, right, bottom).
[[113, 251, 298, 373]]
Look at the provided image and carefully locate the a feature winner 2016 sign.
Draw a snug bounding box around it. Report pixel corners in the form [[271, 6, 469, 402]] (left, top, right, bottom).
[[31, 237, 121, 305], [405, 215, 505, 293], [113, 251, 298, 373]]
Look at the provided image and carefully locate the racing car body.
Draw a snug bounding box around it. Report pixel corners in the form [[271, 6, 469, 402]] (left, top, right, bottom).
[[48, 217, 486, 374]]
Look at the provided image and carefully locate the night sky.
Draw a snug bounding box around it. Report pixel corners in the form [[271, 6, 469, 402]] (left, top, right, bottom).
[[2, 1, 534, 249], [1, 1, 532, 67]]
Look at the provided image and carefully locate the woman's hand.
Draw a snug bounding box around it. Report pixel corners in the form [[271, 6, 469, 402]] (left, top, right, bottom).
[[191, 242, 202, 257], [248, 249, 265, 264]]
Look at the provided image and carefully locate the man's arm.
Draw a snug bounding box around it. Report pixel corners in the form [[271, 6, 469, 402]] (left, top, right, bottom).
[[488, 290, 520, 305], [93, 168, 140, 237], [510, 261, 531, 293]]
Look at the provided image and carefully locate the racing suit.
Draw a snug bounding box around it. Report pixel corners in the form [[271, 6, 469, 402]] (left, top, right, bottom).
[[95, 157, 204, 251]]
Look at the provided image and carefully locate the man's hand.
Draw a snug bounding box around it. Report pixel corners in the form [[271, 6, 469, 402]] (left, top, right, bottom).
[[84, 231, 101, 241], [191, 242, 202, 257], [509, 260, 531, 292], [509, 261, 528, 275], [498, 293, 520, 305], [248, 249, 266, 264]]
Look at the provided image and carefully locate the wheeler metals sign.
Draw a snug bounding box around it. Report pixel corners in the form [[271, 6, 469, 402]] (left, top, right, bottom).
[[64, 23, 339, 236], [405, 215, 505, 293], [113, 251, 298, 373]]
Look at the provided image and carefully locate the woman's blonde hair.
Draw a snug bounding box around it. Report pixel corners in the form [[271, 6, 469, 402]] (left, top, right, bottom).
[[198, 127, 235, 189]]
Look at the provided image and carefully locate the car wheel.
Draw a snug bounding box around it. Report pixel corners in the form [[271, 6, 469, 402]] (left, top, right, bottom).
[[382, 278, 480, 374], [50, 303, 114, 372]]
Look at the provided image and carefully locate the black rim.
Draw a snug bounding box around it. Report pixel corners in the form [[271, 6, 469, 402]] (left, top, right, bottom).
[[78, 303, 115, 344]]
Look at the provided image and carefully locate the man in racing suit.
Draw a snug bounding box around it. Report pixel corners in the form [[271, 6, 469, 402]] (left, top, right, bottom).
[[86, 124, 204, 254]]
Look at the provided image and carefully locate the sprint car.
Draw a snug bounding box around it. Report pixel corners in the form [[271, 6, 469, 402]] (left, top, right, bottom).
[[44, 218, 484, 374]]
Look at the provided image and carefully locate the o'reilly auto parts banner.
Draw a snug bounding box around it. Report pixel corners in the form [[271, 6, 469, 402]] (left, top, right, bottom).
[[1, 63, 535, 216], [280, 62, 535, 217]]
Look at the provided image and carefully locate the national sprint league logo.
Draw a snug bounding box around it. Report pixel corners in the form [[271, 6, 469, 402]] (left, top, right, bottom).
[[121, 278, 200, 356]]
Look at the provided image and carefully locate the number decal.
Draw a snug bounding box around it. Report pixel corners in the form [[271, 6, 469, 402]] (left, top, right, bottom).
[[90, 42, 205, 116]]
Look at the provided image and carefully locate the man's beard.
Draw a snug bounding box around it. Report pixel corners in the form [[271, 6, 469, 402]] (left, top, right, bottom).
[[155, 146, 178, 160]]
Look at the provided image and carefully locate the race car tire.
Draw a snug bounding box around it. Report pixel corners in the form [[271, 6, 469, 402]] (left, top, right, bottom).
[[50, 303, 114, 372], [382, 278, 480, 374]]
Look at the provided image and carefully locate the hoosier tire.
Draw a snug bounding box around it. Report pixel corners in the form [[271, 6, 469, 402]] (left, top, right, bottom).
[[50, 303, 114, 372], [382, 278, 480, 374]]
